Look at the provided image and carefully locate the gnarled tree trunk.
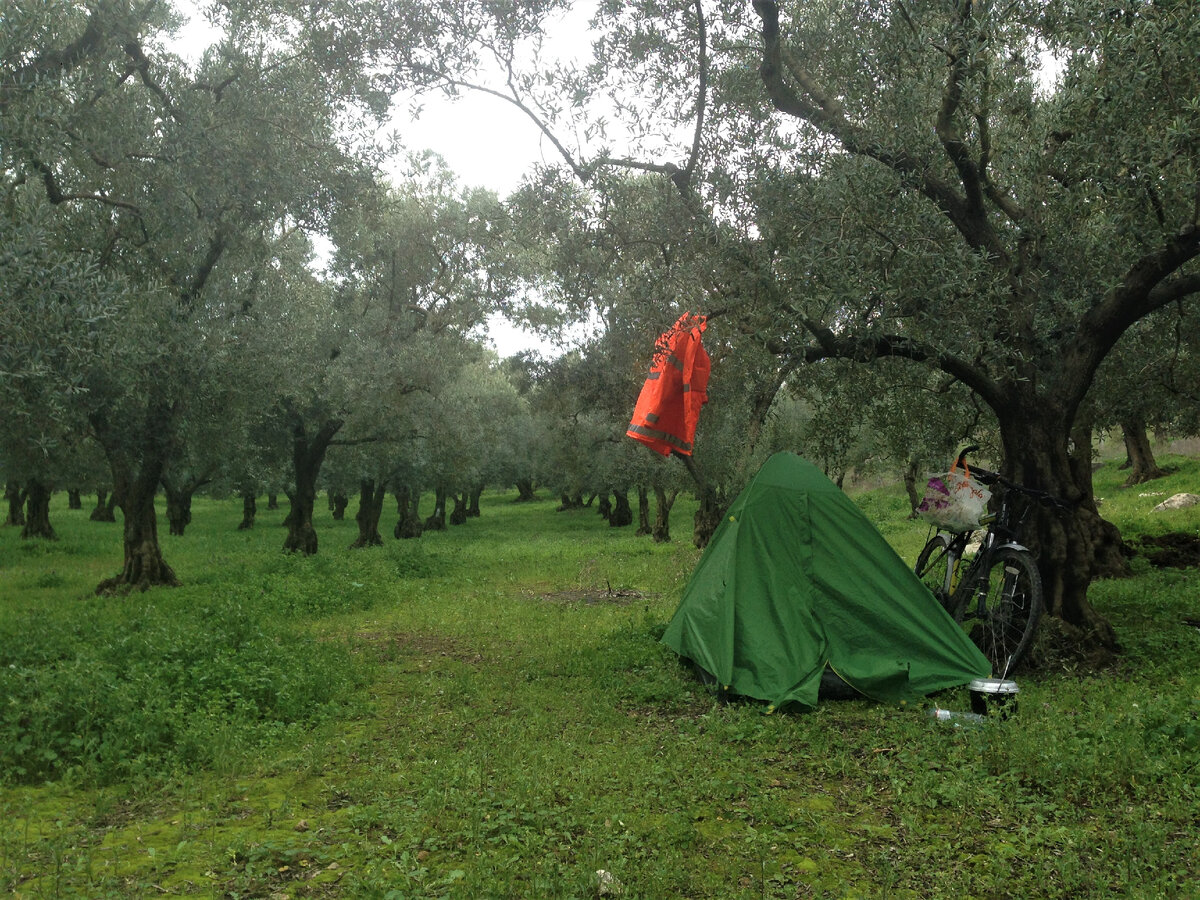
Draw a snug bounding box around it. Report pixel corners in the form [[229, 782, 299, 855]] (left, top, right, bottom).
[[90, 488, 117, 522], [350, 479, 386, 548], [693, 485, 727, 549], [652, 487, 678, 542], [998, 408, 1123, 659], [238, 490, 257, 530], [449, 492, 468, 525], [330, 492, 349, 521], [20, 479, 56, 540], [393, 486, 423, 539], [557, 491, 585, 511], [90, 398, 178, 594], [636, 486, 652, 536], [97, 467, 177, 593], [514, 478, 536, 502], [282, 416, 343, 555], [467, 484, 483, 517], [424, 486, 448, 531], [4, 481, 27, 527], [67, 489, 82, 510], [1120, 417, 1167, 486], [610, 489, 633, 528]]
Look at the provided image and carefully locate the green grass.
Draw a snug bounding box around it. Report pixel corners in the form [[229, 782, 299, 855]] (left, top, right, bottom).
[[1, 461, 1198, 898]]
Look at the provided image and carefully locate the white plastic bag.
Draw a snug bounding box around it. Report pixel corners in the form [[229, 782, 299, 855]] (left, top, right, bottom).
[[917, 464, 991, 532]]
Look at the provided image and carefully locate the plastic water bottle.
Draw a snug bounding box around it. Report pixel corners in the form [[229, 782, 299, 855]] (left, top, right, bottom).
[[928, 707, 986, 726]]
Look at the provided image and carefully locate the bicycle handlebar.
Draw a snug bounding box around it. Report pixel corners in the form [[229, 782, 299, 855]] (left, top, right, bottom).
[[954, 445, 1077, 510]]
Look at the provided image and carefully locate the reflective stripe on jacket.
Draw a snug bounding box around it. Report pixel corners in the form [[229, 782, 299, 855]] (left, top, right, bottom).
[[626, 312, 710, 456]]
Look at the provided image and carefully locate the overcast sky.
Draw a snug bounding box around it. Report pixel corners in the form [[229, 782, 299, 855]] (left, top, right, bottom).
[[167, 1, 592, 358]]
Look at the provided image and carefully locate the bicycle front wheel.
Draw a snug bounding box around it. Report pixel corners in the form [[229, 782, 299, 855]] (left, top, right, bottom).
[[915, 534, 956, 612], [952, 547, 1043, 677]]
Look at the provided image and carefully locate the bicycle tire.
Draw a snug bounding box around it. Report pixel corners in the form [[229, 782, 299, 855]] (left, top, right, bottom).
[[951, 546, 1043, 677], [915, 534, 955, 612]]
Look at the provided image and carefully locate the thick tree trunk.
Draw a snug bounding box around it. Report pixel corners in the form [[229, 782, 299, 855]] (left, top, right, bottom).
[[514, 478, 536, 502], [237, 490, 257, 530], [161, 470, 212, 537], [636, 486, 652, 536], [998, 409, 1122, 660], [597, 492, 612, 521], [450, 492, 468, 526], [97, 474, 178, 593], [557, 492, 585, 511], [161, 480, 193, 537], [652, 487, 678, 542], [1120, 417, 1167, 486], [609, 489, 633, 528], [4, 481, 27, 527], [90, 488, 117, 522], [330, 492, 349, 521], [267, 493, 279, 510], [393, 486, 423, 539], [20, 479, 57, 540], [67, 489, 82, 510], [350, 479, 386, 548], [693, 485, 727, 549], [282, 417, 343, 555], [424, 486, 448, 531], [467, 484, 483, 517]]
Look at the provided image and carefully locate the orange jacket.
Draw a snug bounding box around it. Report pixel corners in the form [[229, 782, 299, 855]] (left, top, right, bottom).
[[626, 312, 710, 456]]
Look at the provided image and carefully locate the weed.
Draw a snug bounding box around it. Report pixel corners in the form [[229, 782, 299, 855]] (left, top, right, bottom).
[[1, 470, 1197, 898]]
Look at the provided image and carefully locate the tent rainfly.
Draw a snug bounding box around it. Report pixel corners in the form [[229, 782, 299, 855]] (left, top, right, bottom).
[[661, 453, 991, 710]]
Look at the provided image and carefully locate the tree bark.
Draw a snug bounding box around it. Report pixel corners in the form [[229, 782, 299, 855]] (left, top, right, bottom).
[[237, 490, 257, 530], [597, 492, 612, 521], [557, 492, 585, 511], [467, 484, 483, 517], [20, 479, 57, 540], [96, 468, 177, 593], [267, 492, 279, 510], [652, 487, 678, 542], [330, 492, 349, 520], [90, 398, 179, 593], [161, 480, 192, 537], [1120, 417, 1167, 486], [90, 488, 117, 522], [636, 486, 652, 536], [450, 492, 468, 525], [424, 485, 448, 531], [350, 479, 386, 548], [4, 481, 27, 527], [998, 408, 1123, 658], [282, 416, 343, 555], [514, 478, 536, 502], [67, 489, 82, 510], [903, 457, 922, 516], [693, 485, 727, 549], [393, 486, 423, 539], [610, 489, 633, 528]]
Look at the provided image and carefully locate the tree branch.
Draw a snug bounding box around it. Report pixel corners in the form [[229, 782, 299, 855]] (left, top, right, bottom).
[[751, 0, 1006, 258]]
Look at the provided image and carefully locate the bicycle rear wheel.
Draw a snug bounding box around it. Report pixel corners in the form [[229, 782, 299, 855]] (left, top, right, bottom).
[[952, 547, 1043, 677], [915, 534, 956, 612]]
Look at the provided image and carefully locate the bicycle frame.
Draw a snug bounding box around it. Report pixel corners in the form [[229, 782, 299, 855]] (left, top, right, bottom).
[[926, 476, 1031, 607]]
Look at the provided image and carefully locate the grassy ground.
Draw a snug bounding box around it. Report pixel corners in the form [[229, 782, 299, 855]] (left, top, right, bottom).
[[1, 459, 1198, 898]]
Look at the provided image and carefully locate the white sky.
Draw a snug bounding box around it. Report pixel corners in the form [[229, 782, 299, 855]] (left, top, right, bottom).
[[167, 0, 594, 358]]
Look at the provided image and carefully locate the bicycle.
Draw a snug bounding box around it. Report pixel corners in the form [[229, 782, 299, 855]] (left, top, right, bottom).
[[914, 446, 1071, 678]]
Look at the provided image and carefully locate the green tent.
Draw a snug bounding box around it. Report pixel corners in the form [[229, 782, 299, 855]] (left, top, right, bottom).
[[662, 452, 990, 710]]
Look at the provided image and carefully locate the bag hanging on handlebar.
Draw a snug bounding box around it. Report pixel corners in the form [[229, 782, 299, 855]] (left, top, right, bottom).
[[917, 461, 992, 532]]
